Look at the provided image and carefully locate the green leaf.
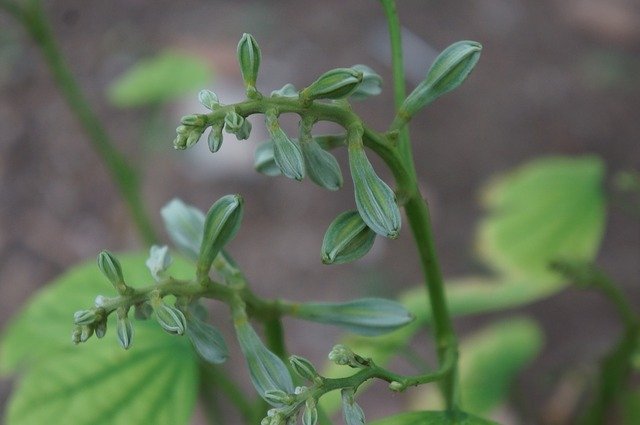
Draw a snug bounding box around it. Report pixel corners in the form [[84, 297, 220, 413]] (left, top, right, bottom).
[[370, 410, 497, 425], [1, 253, 199, 425], [477, 156, 606, 280], [412, 318, 543, 416], [107, 50, 212, 107]]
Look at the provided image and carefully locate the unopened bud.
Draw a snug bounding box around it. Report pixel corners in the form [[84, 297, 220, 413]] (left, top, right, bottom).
[[301, 68, 363, 101], [237, 33, 261, 90], [289, 355, 319, 382], [97, 250, 128, 293], [152, 296, 187, 335], [198, 89, 219, 110], [321, 210, 375, 265]]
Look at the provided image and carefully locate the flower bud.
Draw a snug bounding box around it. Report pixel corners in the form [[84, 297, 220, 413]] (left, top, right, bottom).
[[263, 389, 292, 405], [197, 194, 244, 279], [184, 312, 229, 364], [198, 89, 219, 110], [208, 121, 224, 153], [303, 399, 318, 425], [341, 388, 365, 425], [160, 198, 205, 261], [265, 111, 305, 181], [180, 114, 206, 127], [254, 141, 281, 177], [289, 355, 319, 382], [328, 344, 369, 368], [146, 245, 172, 282], [397, 40, 481, 126], [270, 83, 298, 98], [80, 325, 93, 343], [237, 33, 261, 89], [321, 210, 375, 265], [301, 68, 363, 101], [349, 64, 382, 100], [224, 111, 252, 140], [348, 133, 400, 239], [97, 250, 128, 293], [300, 125, 343, 191], [94, 319, 107, 339], [73, 309, 97, 326], [185, 127, 205, 148], [71, 326, 82, 345], [152, 297, 187, 335], [116, 310, 133, 349]]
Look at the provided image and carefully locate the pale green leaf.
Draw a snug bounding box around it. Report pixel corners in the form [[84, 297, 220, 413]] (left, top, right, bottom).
[[370, 410, 497, 425], [1, 253, 199, 425], [477, 156, 606, 280], [107, 51, 212, 107]]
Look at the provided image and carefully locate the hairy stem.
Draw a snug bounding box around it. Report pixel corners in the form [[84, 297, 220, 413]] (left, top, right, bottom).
[[5, 0, 157, 244]]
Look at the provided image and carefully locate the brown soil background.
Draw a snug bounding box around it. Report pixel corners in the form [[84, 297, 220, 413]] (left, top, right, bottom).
[[1, 0, 639, 423]]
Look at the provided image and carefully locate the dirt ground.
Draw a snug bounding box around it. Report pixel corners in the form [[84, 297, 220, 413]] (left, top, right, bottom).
[[0, 0, 639, 423]]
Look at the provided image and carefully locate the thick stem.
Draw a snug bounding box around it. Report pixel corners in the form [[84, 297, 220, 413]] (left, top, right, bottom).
[[380, 0, 460, 410], [11, 1, 157, 244]]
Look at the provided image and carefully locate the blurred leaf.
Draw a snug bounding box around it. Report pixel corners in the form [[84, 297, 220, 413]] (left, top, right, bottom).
[[1, 253, 199, 425], [477, 156, 606, 280], [107, 51, 212, 107], [370, 410, 497, 425], [622, 390, 640, 425], [412, 318, 543, 416]]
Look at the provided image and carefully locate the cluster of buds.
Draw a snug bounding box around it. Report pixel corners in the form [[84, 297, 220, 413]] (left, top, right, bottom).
[[328, 344, 371, 369]]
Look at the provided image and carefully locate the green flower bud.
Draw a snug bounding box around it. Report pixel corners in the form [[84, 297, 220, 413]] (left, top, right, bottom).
[[388, 381, 404, 392], [295, 298, 414, 336], [321, 210, 375, 265], [145, 245, 172, 282], [254, 141, 282, 177], [94, 319, 107, 339], [301, 68, 363, 101], [289, 355, 319, 382], [348, 133, 401, 238], [237, 33, 261, 89], [265, 111, 305, 181], [151, 296, 187, 335], [173, 133, 188, 150], [116, 311, 133, 349], [299, 121, 343, 191], [349, 64, 382, 100], [185, 127, 205, 148], [71, 326, 82, 345], [303, 399, 318, 425], [197, 194, 244, 279], [97, 250, 128, 293], [263, 389, 292, 406], [198, 89, 219, 110], [397, 40, 481, 126], [235, 321, 294, 405], [180, 114, 206, 127], [341, 388, 365, 425], [184, 312, 229, 364], [208, 121, 224, 153], [160, 198, 205, 261], [328, 344, 355, 366], [73, 309, 97, 326], [224, 111, 252, 140], [80, 325, 93, 343]]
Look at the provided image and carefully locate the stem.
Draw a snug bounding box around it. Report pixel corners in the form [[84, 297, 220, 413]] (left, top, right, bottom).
[[6, 0, 157, 244], [380, 0, 460, 410], [264, 316, 287, 359]]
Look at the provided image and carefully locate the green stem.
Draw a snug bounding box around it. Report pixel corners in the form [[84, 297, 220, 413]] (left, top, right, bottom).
[[264, 316, 287, 359], [380, 0, 460, 410], [6, 0, 157, 244]]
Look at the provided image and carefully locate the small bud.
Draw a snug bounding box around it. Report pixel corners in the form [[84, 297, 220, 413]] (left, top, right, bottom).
[[94, 319, 107, 339], [321, 210, 375, 265], [116, 310, 133, 349], [348, 133, 401, 239], [94, 295, 109, 308], [303, 399, 318, 425], [97, 250, 128, 293], [341, 388, 365, 425], [152, 297, 187, 335], [173, 134, 188, 150], [237, 33, 261, 90], [185, 127, 205, 149], [184, 312, 229, 364], [328, 344, 369, 368], [254, 141, 282, 177], [198, 89, 219, 110], [160, 199, 205, 261], [388, 381, 404, 392], [397, 40, 481, 126], [176, 125, 190, 135], [289, 355, 319, 382], [299, 126, 343, 191], [270, 83, 298, 98], [265, 111, 305, 181], [349, 64, 382, 100], [80, 325, 93, 343], [71, 326, 82, 345], [180, 114, 206, 127], [73, 309, 97, 326], [208, 121, 224, 153], [296, 298, 414, 336], [224, 111, 252, 140], [301, 68, 363, 101], [263, 389, 292, 405], [197, 194, 244, 279], [145, 245, 172, 282]]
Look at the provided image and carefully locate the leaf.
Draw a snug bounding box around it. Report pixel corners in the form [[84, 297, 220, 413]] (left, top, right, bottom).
[[370, 410, 497, 425], [1, 253, 199, 425], [477, 156, 606, 280], [107, 50, 212, 107], [412, 318, 543, 416]]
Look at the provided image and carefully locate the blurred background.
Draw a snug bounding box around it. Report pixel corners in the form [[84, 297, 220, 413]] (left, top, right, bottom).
[[0, 0, 638, 423]]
